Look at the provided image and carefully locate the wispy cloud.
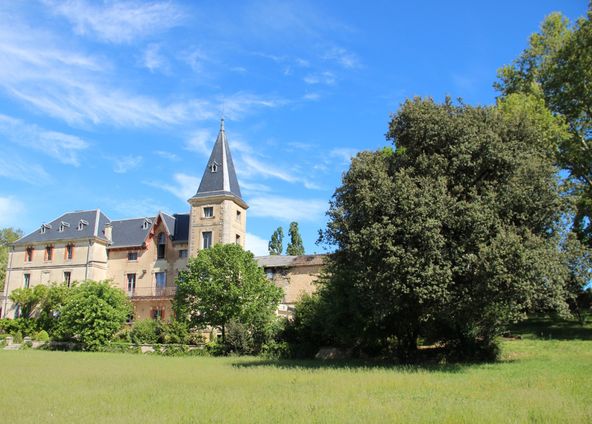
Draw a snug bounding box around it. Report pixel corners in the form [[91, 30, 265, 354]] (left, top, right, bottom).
[[245, 232, 269, 256], [142, 43, 169, 73], [0, 114, 89, 166], [248, 195, 327, 222], [0, 150, 52, 185], [104, 197, 170, 219], [111, 155, 143, 173], [304, 71, 335, 85], [0, 196, 25, 227], [185, 130, 214, 156], [154, 150, 179, 161], [146, 173, 200, 201], [44, 0, 184, 44], [330, 147, 358, 164], [323, 46, 360, 69]]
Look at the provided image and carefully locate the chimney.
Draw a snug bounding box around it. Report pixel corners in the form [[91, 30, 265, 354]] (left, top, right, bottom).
[[104, 223, 112, 243]]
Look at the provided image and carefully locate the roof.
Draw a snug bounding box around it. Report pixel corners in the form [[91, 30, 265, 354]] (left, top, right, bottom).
[[15, 210, 110, 245], [172, 213, 190, 243], [192, 119, 244, 204], [109, 217, 155, 248], [255, 254, 327, 268]]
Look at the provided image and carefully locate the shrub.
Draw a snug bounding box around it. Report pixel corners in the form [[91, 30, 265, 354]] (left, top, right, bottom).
[[225, 320, 255, 355], [161, 320, 189, 344], [112, 326, 132, 343], [35, 330, 50, 342], [13, 331, 23, 344], [129, 320, 160, 344], [0, 318, 38, 337]]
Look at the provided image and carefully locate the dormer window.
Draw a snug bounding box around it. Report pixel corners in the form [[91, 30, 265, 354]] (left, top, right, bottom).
[[209, 161, 219, 173], [77, 219, 89, 231], [58, 221, 70, 232], [142, 218, 152, 230], [40, 223, 52, 234]]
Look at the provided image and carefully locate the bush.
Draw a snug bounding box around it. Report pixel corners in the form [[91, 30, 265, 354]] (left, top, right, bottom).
[[13, 331, 23, 344], [112, 326, 132, 343], [130, 320, 160, 344], [225, 320, 255, 355], [205, 341, 225, 356], [34, 330, 50, 342], [0, 318, 38, 337], [161, 320, 189, 344]]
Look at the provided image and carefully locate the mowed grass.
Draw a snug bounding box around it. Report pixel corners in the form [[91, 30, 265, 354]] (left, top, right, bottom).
[[1, 338, 591, 423]]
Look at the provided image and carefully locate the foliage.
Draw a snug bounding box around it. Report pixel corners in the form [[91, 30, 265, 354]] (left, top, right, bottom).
[[129, 319, 161, 344], [0, 227, 22, 292], [224, 319, 255, 355], [561, 233, 592, 323], [174, 243, 282, 348], [35, 330, 50, 342], [268, 226, 284, 255], [0, 318, 38, 337], [37, 282, 74, 333], [495, 9, 592, 247], [286, 221, 305, 255], [53, 280, 132, 351], [9, 285, 47, 319], [317, 98, 572, 361], [281, 293, 329, 358]]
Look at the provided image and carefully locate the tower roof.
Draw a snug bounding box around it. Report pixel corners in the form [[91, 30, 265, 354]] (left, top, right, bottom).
[[192, 119, 244, 203]]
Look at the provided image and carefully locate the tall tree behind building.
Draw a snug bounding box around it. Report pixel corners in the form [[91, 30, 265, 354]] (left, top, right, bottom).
[[495, 8, 592, 246], [286, 222, 305, 255], [268, 227, 284, 255], [1, 227, 23, 292]]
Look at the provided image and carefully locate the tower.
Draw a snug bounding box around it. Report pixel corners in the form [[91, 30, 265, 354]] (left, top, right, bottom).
[[188, 119, 248, 256]]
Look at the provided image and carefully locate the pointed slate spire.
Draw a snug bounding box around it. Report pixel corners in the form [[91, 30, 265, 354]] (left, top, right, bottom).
[[193, 119, 244, 202]]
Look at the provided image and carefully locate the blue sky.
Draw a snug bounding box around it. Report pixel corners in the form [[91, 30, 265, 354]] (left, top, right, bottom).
[[0, 0, 587, 255]]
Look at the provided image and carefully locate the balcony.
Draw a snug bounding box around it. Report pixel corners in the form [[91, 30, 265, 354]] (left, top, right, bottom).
[[127, 286, 176, 300]]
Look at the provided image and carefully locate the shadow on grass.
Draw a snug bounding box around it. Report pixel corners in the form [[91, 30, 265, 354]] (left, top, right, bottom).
[[232, 358, 467, 373], [509, 314, 592, 341]]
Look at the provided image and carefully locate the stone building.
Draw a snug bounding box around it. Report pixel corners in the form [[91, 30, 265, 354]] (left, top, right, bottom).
[[1, 120, 324, 320]]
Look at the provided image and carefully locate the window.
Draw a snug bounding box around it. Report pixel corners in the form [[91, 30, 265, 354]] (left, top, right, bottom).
[[202, 231, 212, 249], [77, 219, 88, 231], [151, 308, 165, 320], [235, 234, 241, 245], [236, 210, 241, 222], [179, 249, 188, 258], [142, 218, 152, 230], [64, 272, 71, 287], [157, 233, 166, 259], [203, 207, 214, 218], [25, 247, 34, 262], [23, 273, 30, 288], [65, 244, 74, 260], [127, 273, 136, 293], [209, 161, 219, 173], [58, 221, 70, 232], [40, 223, 51, 234], [45, 245, 53, 261], [155, 272, 166, 289], [128, 251, 138, 261]]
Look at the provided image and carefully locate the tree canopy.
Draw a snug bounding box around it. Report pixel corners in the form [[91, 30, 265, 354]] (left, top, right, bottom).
[[316, 97, 574, 361], [0, 227, 22, 292], [174, 243, 282, 343], [286, 222, 305, 256], [268, 226, 284, 255]]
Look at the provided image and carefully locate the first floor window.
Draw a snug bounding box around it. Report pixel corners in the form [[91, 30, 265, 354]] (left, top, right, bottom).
[[25, 247, 34, 262], [155, 272, 166, 289], [128, 251, 138, 261], [203, 206, 214, 218], [235, 234, 241, 245], [179, 249, 188, 258], [23, 273, 30, 288], [202, 231, 212, 249], [64, 272, 71, 287], [127, 273, 136, 292], [45, 245, 53, 261], [66, 244, 74, 260]]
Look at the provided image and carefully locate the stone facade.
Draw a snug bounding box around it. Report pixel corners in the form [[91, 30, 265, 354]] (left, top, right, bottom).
[[1, 121, 324, 320]]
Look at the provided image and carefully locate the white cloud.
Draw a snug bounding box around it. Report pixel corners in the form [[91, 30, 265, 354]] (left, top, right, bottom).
[[303, 92, 321, 101], [323, 46, 360, 69], [154, 150, 178, 161], [248, 195, 327, 222], [146, 173, 200, 201], [304, 71, 335, 85], [0, 151, 52, 185], [142, 43, 169, 73], [44, 0, 184, 44], [0, 114, 89, 166], [111, 155, 143, 173], [185, 130, 214, 156], [0, 196, 25, 227], [245, 232, 269, 256], [105, 197, 169, 219], [330, 147, 358, 164]]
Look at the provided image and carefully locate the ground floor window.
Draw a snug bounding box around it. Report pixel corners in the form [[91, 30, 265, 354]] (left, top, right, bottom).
[[23, 273, 30, 288], [155, 272, 166, 290], [64, 272, 71, 287], [127, 273, 136, 293], [151, 307, 165, 320], [202, 231, 212, 249]]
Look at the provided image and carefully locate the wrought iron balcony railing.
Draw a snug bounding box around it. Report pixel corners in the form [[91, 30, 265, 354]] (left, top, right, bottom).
[[126, 286, 176, 299]]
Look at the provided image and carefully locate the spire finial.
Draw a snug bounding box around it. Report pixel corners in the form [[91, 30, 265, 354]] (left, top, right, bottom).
[[220, 117, 225, 131]]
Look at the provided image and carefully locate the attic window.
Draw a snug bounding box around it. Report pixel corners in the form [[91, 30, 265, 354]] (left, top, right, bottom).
[[209, 161, 219, 173], [77, 220, 89, 231], [142, 218, 152, 230], [58, 221, 70, 232], [40, 223, 52, 234]]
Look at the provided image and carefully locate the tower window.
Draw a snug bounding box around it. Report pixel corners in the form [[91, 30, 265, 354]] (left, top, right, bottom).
[[202, 231, 212, 249], [203, 207, 214, 218], [157, 232, 166, 259], [235, 234, 241, 245], [209, 162, 219, 173], [236, 210, 241, 222]]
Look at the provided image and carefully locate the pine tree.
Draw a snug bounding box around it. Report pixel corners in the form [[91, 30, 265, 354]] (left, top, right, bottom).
[[268, 227, 284, 255], [286, 222, 305, 256]]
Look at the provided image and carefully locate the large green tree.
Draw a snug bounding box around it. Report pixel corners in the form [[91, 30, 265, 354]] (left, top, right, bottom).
[[174, 243, 282, 344], [318, 98, 572, 361], [9, 285, 47, 319], [54, 280, 131, 350], [268, 226, 284, 255], [495, 8, 592, 246], [286, 222, 305, 256], [0, 227, 23, 292]]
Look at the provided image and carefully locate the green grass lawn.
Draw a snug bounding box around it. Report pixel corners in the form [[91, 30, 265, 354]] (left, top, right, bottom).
[[0, 339, 590, 423]]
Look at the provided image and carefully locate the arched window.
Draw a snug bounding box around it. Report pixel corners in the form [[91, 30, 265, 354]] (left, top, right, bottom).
[[157, 232, 166, 259]]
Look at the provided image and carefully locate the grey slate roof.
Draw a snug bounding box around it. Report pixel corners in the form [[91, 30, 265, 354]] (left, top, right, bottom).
[[193, 119, 244, 203], [15, 210, 110, 245], [109, 217, 155, 248], [255, 254, 327, 268], [172, 213, 190, 243]]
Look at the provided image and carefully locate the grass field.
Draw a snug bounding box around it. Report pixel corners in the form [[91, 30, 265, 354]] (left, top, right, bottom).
[[1, 319, 591, 423]]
